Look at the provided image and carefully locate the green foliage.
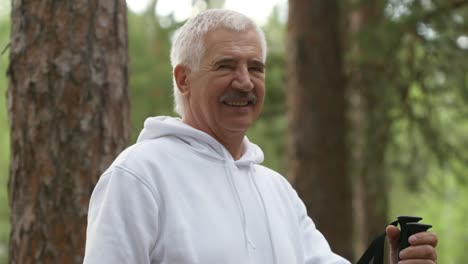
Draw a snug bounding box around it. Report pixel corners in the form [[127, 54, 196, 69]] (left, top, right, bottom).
[[383, 1, 468, 187], [127, 11, 180, 142], [391, 172, 468, 264], [356, 0, 468, 261]]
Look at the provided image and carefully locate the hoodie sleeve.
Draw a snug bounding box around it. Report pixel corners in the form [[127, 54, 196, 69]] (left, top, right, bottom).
[[291, 189, 351, 264], [83, 166, 160, 264]]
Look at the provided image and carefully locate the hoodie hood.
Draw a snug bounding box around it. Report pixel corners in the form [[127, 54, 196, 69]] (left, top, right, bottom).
[[137, 116, 264, 165]]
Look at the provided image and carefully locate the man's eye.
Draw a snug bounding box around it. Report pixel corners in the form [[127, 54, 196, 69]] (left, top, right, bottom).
[[249, 67, 264, 73], [218, 64, 233, 70]]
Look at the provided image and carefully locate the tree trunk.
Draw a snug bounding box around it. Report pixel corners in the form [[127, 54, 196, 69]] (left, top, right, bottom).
[[347, 0, 390, 258], [7, 0, 130, 263], [287, 0, 353, 260]]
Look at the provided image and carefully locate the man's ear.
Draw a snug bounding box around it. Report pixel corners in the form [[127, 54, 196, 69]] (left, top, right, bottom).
[[174, 64, 190, 95]]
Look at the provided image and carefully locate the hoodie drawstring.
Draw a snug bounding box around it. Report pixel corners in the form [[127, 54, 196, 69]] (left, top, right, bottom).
[[224, 161, 256, 251], [250, 164, 278, 264]]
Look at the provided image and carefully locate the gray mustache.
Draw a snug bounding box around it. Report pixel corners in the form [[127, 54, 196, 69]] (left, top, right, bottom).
[[219, 90, 257, 105]]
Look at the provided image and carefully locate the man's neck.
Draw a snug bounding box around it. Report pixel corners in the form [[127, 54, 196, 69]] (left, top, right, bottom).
[[217, 134, 244, 160], [182, 118, 246, 160]]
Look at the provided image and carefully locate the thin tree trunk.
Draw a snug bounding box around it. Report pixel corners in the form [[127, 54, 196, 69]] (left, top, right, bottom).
[[347, 0, 390, 258], [7, 0, 130, 263], [287, 0, 353, 260]]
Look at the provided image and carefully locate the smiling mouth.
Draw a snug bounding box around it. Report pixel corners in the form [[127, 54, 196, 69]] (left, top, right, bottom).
[[222, 100, 252, 107]]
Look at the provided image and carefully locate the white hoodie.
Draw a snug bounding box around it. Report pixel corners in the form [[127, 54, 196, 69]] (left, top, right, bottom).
[[84, 116, 350, 264]]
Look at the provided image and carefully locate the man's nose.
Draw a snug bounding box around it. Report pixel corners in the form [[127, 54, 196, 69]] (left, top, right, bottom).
[[232, 67, 254, 91]]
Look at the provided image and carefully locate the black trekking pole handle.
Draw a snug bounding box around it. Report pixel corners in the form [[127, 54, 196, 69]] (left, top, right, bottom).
[[356, 216, 432, 264], [396, 216, 432, 260]]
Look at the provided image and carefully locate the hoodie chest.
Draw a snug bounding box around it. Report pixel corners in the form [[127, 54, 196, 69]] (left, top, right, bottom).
[[153, 161, 276, 264]]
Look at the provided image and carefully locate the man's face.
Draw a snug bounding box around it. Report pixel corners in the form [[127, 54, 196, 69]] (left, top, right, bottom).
[[181, 28, 265, 140]]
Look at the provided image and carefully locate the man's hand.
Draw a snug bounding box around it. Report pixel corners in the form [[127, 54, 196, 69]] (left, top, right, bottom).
[[386, 225, 438, 264]]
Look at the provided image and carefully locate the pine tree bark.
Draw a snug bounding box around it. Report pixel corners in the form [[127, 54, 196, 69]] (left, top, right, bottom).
[[287, 0, 353, 260], [7, 0, 130, 263]]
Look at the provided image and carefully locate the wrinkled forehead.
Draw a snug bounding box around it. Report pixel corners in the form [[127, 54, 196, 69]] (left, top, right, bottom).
[[201, 27, 263, 61]]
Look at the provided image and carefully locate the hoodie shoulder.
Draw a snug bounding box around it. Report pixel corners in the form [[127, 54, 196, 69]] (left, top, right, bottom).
[[107, 137, 183, 174], [254, 165, 286, 179], [253, 165, 293, 191]]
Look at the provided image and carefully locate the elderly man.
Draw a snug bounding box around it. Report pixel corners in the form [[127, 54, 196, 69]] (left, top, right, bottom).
[[84, 9, 438, 264]]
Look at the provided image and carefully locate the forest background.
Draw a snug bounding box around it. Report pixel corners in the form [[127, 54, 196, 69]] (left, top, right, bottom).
[[1, 0, 468, 263]]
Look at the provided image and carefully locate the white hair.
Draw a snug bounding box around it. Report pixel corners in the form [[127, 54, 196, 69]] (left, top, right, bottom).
[[170, 9, 268, 117]]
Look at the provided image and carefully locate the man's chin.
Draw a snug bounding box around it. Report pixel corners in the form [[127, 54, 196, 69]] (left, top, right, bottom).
[[218, 108, 260, 133], [222, 120, 253, 134]]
